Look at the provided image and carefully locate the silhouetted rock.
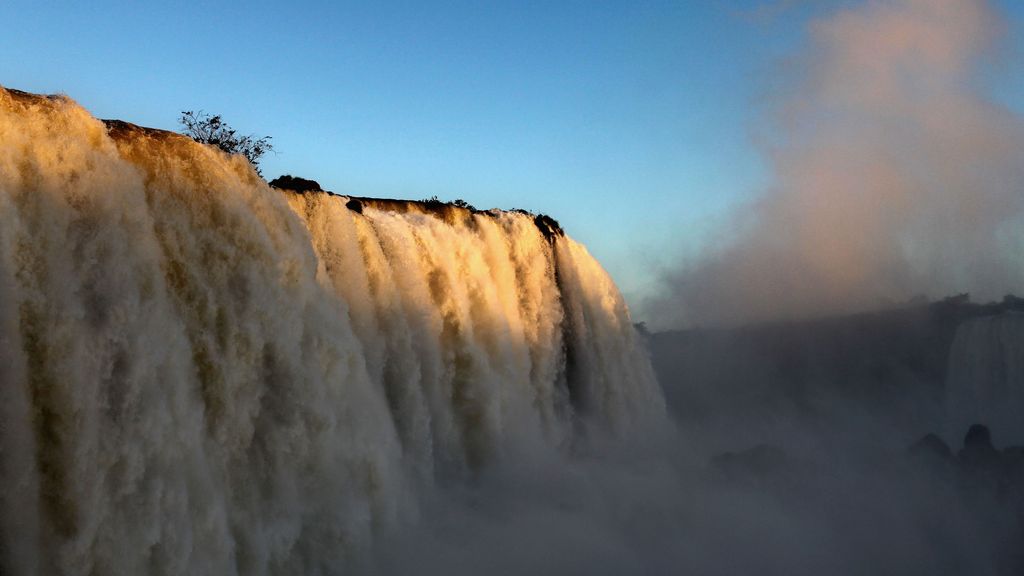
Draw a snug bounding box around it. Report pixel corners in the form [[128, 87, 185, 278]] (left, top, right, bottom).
[[959, 424, 1001, 471], [533, 214, 564, 242], [963, 424, 995, 450], [269, 174, 322, 193], [908, 433, 953, 463], [1002, 294, 1024, 310]]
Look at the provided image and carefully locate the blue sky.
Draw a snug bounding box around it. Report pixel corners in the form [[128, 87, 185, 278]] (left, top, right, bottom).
[[3, 1, 1023, 313]]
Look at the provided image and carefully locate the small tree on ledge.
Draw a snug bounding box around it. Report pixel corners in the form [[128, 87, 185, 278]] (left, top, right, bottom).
[[179, 110, 274, 175]]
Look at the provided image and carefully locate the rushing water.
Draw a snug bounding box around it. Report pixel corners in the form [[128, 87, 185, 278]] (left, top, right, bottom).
[[0, 88, 664, 575], [945, 312, 1024, 444]]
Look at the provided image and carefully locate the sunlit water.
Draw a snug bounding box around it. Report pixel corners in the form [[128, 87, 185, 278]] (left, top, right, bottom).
[[0, 88, 664, 575]]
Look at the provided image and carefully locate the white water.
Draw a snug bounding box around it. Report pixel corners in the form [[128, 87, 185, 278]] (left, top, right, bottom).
[[0, 89, 664, 575], [945, 312, 1024, 444]]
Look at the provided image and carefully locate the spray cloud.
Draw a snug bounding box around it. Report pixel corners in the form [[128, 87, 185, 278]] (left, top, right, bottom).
[[648, 0, 1024, 328]]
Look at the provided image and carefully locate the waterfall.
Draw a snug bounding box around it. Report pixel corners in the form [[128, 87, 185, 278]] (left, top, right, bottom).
[[0, 87, 664, 575], [945, 312, 1024, 444]]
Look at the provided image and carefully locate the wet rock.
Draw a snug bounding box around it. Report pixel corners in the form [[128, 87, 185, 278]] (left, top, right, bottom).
[[959, 424, 999, 466], [908, 433, 953, 464], [533, 214, 564, 242], [956, 424, 1008, 497], [269, 174, 322, 193]]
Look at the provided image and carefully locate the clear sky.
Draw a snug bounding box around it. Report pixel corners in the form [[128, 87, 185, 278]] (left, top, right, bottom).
[[3, 1, 1023, 317]]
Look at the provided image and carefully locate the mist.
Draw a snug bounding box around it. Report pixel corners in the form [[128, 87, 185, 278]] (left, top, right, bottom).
[[646, 0, 1024, 329], [4, 2, 1024, 574], [367, 3, 1024, 573], [372, 295, 1024, 575]]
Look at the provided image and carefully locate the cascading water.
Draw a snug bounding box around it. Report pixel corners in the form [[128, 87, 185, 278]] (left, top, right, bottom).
[[0, 87, 664, 575], [945, 312, 1024, 444]]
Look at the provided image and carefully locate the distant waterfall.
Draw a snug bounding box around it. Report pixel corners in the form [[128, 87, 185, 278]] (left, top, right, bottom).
[[0, 87, 664, 575], [945, 312, 1024, 444]]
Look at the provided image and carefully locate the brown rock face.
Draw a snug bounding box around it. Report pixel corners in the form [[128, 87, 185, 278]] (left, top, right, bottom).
[[268, 174, 323, 193]]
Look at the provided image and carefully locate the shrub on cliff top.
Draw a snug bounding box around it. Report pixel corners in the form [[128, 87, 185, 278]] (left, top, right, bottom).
[[179, 110, 273, 175]]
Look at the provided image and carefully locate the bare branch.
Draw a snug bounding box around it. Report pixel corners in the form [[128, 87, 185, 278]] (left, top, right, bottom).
[[177, 110, 274, 176]]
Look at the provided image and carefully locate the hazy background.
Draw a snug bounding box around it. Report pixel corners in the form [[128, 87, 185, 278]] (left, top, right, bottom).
[[4, 0, 1022, 319], [644, 0, 1024, 328]]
